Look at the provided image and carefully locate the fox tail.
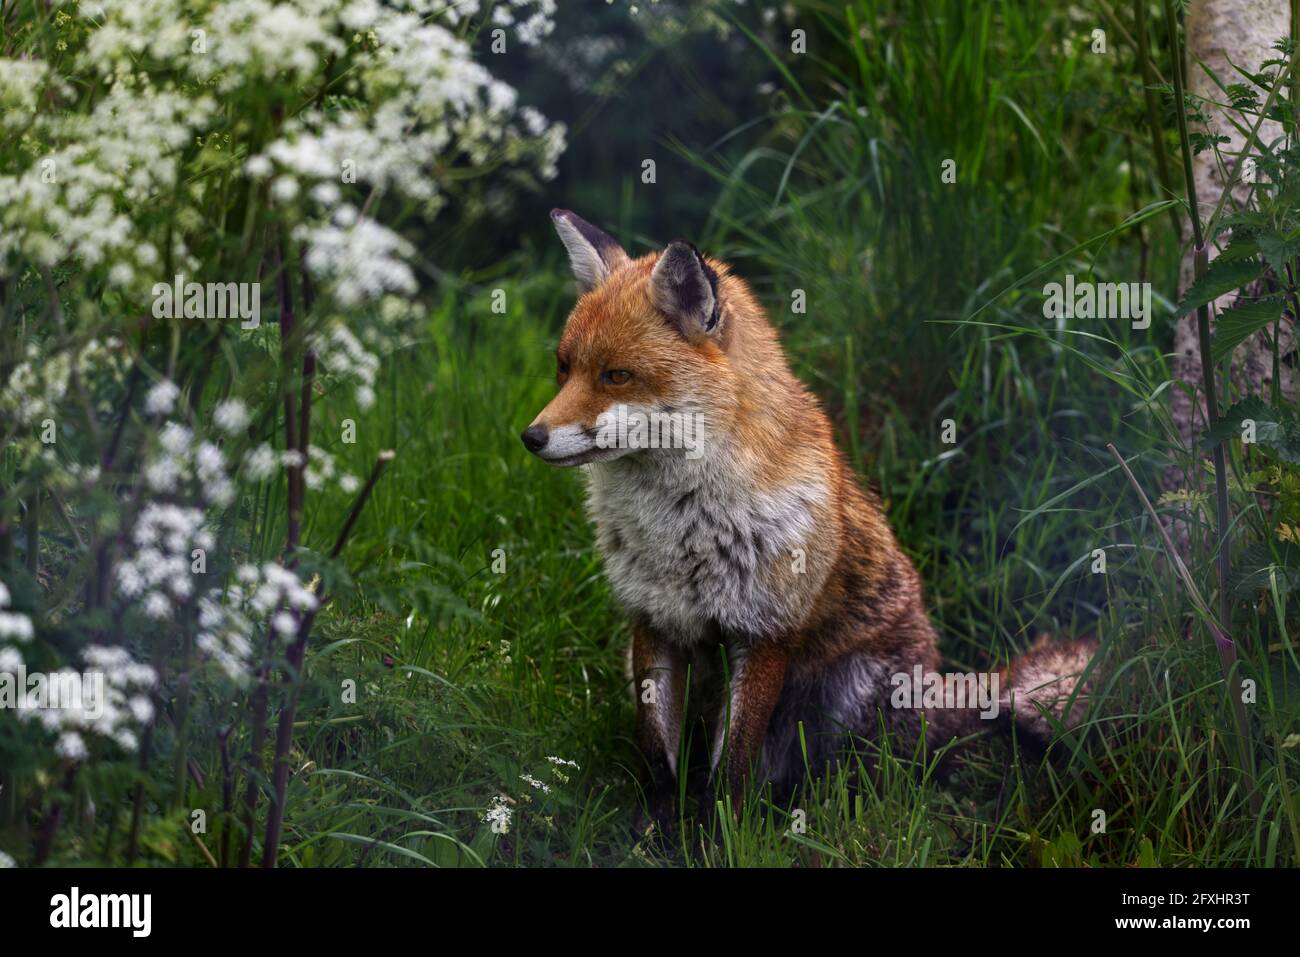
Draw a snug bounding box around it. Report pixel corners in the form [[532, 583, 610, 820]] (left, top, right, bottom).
[[995, 634, 1100, 744]]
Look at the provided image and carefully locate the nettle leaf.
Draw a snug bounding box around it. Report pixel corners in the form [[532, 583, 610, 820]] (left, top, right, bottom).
[[1212, 230, 1260, 264], [1204, 395, 1300, 463], [1210, 297, 1285, 364], [1202, 395, 1267, 447], [1256, 228, 1300, 275], [1229, 541, 1300, 598], [1215, 209, 1269, 234], [1174, 257, 1264, 317]]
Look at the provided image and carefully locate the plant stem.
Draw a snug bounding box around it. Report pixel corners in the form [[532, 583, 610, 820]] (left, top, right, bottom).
[[1163, 0, 1202, 248], [126, 628, 167, 864], [1133, 0, 1182, 241], [1192, 250, 1233, 634], [1163, 0, 1232, 617], [1107, 444, 1259, 812], [239, 225, 302, 866], [33, 767, 77, 864], [238, 662, 270, 868], [23, 490, 38, 577], [277, 232, 302, 557], [260, 451, 394, 867], [219, 726, 234, 868], [1160, 0, 1257, 811]]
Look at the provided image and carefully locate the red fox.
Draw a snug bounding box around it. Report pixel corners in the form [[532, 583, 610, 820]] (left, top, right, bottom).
[[524, 209, 1098, 821]]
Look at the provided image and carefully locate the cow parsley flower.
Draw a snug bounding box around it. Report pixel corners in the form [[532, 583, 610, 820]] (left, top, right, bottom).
[[56, 732, 88, 761], [195, 562, 318, 681], [213, 398, 250, 433], [14, 645, 158, 761], [144, 377, 180, 416], [244, 443, 278, 481], [0, 580, 33, 643], [0, 612, 33, 642], [0, 646, 24, 674], [520, 772, 550, 794], [482, 794, 513, 834]]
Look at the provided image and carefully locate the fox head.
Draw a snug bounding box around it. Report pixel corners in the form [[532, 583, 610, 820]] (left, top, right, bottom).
[[522, 209, 740, 467]]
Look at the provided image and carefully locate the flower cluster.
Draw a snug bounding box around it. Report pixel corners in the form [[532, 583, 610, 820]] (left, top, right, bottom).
[[0, 580, 34, 644], [0, 73, 211, 283], [116, 503, 215, 619], [196, 563, 320, 680], [2, 0, 563, 312], [237, 0, 565, 309], [0, 0, 568, 852], [482, 793, 514, 834], [141, 416, 237, 508], [304, 445, 360, 494], [310, 318, 383, 410], [0, 643, 158, 760]]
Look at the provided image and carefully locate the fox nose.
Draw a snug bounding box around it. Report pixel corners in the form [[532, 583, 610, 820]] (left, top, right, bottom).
[[521, 424, 549, 454]]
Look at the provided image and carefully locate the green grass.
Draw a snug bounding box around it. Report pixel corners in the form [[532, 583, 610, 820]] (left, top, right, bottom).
[[18, 0, 1299, 869], [240, 0, 1299, 867], [225, 259, 1296, 867]]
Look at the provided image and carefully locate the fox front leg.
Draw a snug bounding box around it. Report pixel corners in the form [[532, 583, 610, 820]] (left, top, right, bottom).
[[709, 640, 789, 814], [631, 623, 687, 831]]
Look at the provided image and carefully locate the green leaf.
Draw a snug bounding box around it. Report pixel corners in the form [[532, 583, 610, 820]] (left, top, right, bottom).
[[1174, 257, 1264, 317], [1204, 395, 1300, 463], [1229, 542, 1300, 598], [1212, 230, 1261, 264], [1136, 836, 1158, 868], [1216, 209, 1269, 235], [1210, 298, 1285, 364], [327, 832, 439, 867], [1256, 228, 1300, 276]]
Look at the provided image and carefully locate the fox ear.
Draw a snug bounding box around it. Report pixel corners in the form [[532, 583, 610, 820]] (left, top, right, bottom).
[[651, 240, 720, 340], [550, 209, 629, 290]]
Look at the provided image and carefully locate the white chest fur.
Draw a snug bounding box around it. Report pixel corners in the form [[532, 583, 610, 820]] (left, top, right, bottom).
[[585, 447, 827, 644]]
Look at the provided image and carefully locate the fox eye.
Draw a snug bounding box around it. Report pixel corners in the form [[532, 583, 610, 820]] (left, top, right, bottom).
[[557, 357, 569, 378], [602, 369, 633, 386]]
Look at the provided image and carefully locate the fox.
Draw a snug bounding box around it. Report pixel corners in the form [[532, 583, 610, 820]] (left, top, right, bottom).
[[523, 208, 1098, 825]]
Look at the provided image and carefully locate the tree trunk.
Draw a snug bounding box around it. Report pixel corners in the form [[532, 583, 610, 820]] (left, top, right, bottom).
[[1167, 0, 1292, 510]]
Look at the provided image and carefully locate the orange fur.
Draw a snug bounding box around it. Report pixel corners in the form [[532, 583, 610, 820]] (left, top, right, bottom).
[[527, 211, 1099, 819]]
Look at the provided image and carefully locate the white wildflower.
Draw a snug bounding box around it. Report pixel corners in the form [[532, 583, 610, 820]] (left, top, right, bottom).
[[520, 773, 550, 794], [213, 398, 250, 434], [0, 611, 34, 643], [244, 443, 278, 481], [144, 379, 180, 416], [0, 646, 23, 674], [482, 794, 513, 834], [143, 591, 172, 620], [56, 732, 88, 761]]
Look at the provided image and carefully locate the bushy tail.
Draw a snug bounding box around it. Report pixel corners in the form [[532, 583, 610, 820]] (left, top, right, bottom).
[[913, 634, 1100, 769], [995, 634, 1099, 744]]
